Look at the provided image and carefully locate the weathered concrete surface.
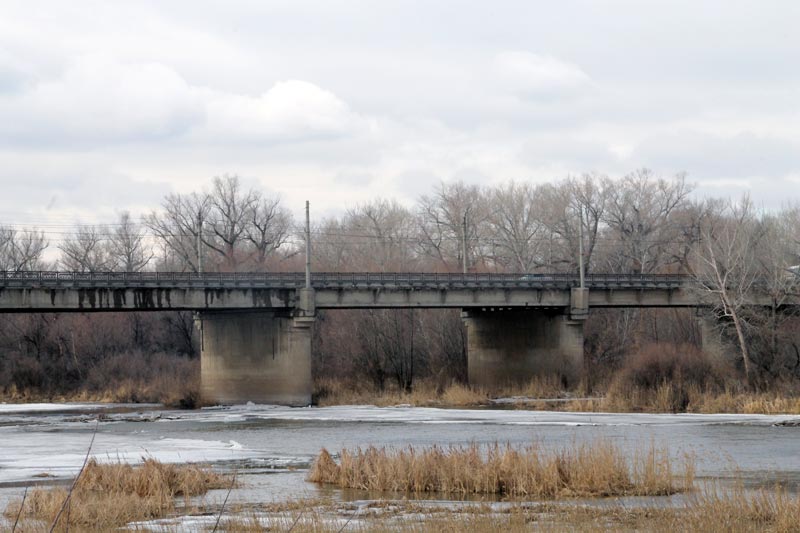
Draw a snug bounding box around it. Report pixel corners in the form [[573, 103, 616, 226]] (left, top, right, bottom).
[[200, 311, 313, 406], [0, 287, 296, 312], [697, 315, 734, 363], [463, 309, 585, 389], [2, 284, 795, 312]]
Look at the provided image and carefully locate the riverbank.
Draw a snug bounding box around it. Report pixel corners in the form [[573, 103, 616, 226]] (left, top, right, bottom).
[[4, 374, 800, 415], [143, 490, 800, 532], [314, 378, 800, 415]]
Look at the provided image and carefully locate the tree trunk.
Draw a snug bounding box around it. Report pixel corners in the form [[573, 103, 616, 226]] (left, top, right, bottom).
[[730, 311, 752, 386]]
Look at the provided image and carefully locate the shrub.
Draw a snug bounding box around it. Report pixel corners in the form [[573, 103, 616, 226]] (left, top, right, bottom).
[[605, 343, 730, 412]]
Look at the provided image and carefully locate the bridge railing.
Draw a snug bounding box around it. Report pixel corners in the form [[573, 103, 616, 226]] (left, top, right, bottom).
[[0, 270, 691, 289]]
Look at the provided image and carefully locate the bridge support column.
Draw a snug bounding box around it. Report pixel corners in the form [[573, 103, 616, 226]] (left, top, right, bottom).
[[200, 310, 313, 406], [697, 315, 731, 363], [463, 309, 585, 390]]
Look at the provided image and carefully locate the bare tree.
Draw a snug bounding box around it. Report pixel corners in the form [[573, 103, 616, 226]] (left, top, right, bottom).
[[487, 182, 547, 272], [356, 309, 424, 391], [204, 175, 258, 270], [539, 175, 608, 273], [108, 212, 153, 271], [603, 169, 692, 273], [147, 175, 293, 272], [58, 225, 111, 272], [416, 181, 490, 271], [343, 199, 417, 271], [146, 192, 209, 272], [750, 210, 800, 376], [246, 196, 292, 269], [690, 196, 762, 383], [0, 226, 48, 271]]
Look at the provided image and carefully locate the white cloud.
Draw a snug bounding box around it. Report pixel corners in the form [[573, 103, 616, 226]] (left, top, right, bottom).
[[0, 55, 366, 148], [0, 54, 203, 144], [494, 51, 592, 96], [1, 0, 800, 223], [197, 80, 365, 143]]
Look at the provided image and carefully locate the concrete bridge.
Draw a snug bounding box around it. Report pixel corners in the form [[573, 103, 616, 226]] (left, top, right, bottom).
[[0, 271, 758, 405]]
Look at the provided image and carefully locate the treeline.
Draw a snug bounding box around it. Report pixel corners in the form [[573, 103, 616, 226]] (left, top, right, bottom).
[[1, 170, 799, 401]]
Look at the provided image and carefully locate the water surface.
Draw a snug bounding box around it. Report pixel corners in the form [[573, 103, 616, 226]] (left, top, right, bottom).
[[1, 402, 798, 513]]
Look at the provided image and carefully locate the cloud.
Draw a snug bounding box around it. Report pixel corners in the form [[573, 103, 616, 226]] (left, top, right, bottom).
[[1, 0, 800, 223], [0, 54, 365, 148], [0, 151, 172, 223], [197, 80, 365, 144], [0, 54, 203, 145], [494, 51, 592, 97], [628, 130, 800, 182]]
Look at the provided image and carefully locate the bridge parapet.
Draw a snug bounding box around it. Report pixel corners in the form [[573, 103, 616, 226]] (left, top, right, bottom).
[[0, 271, 690, 290]]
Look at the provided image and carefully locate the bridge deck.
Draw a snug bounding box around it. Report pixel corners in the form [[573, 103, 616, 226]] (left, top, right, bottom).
[[0, 271, 689, 290]]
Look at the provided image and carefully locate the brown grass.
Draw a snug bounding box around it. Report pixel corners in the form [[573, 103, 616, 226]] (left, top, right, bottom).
[[314, 377, 570, 409], [4, 458, 231, 532], [439, 382, 490, 405], [217, 487, 800, 532], [313, 378, 485, 408], [0, 353, 201, 408], [601, 383, 800, 414], [676, 485, 800, 532], [307, 440, 694, 498]]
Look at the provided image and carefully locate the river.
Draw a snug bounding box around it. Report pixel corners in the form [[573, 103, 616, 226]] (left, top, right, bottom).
[[1, 402, 799, 527]]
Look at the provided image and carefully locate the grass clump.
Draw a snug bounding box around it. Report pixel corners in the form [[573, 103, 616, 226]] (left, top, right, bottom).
[[308, 440, 693, 498], [215, 487, 800, 532], [4, 458, 231, 532], [676, 485, 800, 532]]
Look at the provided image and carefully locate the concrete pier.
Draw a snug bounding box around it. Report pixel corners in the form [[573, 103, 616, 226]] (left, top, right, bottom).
[[200, 310, 313, 406], [697, 315, 731, 363], [463, 309, 585, 389]]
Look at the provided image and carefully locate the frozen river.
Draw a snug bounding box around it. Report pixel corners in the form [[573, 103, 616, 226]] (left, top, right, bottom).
[[1, 402, 799, 513]]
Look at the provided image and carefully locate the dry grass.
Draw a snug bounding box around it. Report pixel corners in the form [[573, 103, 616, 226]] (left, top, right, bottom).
[[0, 353, 201, 408], [675, 485, 800, 532], [314, 378, 485, 408], [688, 388, 800, 415], [498, 375, 567, 399], [315, 375, 800, 415], [4, 458, 232, 532], [216, 487, 800, 532], [439, 382, 490, 405], [307, 440, 694, 498], [314, 377, 570, 409], [602, 383, 800, 415]]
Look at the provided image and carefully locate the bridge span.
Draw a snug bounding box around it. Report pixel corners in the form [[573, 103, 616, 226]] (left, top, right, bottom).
[[0, 271, 749, 406], [0, 271, 692, 312]]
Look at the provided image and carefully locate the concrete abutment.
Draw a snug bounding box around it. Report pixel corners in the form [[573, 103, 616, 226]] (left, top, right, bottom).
[[199, 310, 313, 406], [463, 308, 585, 390]]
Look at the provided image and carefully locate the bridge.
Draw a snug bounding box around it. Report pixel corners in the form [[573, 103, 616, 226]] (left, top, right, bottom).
[[0, 271, 760, 405], [0, 271, 692, 311]]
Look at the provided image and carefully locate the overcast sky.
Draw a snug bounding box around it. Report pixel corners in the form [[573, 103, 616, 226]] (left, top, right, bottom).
[[1, 0, 799, 227]]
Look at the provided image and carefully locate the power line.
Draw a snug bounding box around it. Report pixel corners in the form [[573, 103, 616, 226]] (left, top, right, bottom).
[[0, 222, 706, 248]]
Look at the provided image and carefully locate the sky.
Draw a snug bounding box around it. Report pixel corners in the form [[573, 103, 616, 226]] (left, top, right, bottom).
[[1, 0, 799, 228]]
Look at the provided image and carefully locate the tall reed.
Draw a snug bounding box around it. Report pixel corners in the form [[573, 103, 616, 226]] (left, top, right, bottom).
[[4, 459, 231, 532], [308, 440, 693, 498]]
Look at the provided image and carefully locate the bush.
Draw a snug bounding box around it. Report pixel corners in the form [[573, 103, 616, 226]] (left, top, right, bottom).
[[623, 344, 722, 389], [606, 343, 730, 412]]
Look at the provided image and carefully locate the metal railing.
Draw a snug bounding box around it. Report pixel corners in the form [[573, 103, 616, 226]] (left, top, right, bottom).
[[0, 271, 691, 290]]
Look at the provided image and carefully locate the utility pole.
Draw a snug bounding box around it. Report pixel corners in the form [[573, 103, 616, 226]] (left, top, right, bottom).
[[462, 208, 469, 275], [305, 200, 311, 289], [197, 209, 203, 274], [578, 208, 585, 289], [195, 208, 204, 349]]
